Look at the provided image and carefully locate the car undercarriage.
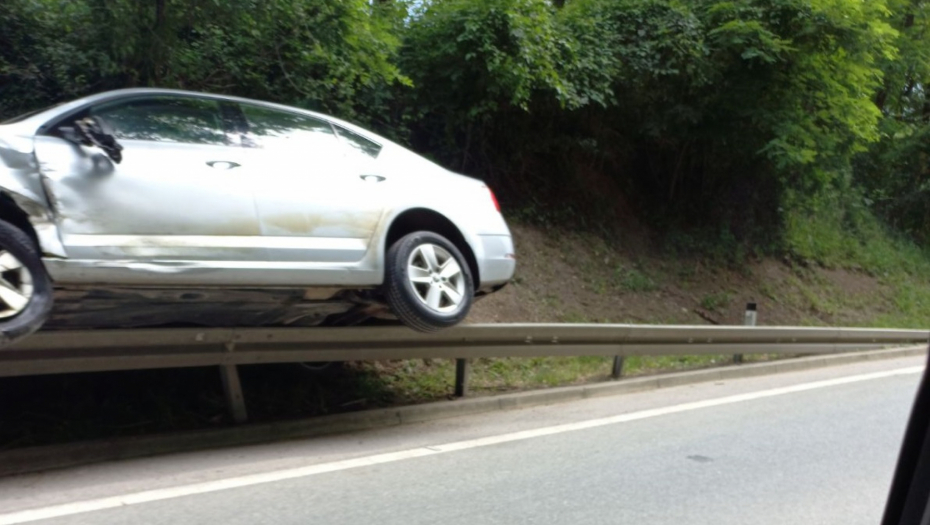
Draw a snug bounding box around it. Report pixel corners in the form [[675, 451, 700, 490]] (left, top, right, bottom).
[[41, 286, 395, 330]]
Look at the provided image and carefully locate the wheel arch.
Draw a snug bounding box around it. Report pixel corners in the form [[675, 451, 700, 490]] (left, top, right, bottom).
[[0, 193, 40, 248], [384, 208, 480, 289]]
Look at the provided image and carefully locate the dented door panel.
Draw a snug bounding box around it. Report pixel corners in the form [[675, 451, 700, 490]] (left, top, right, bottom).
[[33, 136, 262, 263]]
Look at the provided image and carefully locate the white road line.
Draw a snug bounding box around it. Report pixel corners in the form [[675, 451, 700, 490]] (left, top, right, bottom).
[[0, 365, 922, 525]]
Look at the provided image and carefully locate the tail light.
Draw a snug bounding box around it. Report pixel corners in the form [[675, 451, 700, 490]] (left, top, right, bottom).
[[485, 186, 501, 213]]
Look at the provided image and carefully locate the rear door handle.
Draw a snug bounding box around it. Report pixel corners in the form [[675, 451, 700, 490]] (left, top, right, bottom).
[[206, 161, 240, 170], [360, 174, 386, 183]]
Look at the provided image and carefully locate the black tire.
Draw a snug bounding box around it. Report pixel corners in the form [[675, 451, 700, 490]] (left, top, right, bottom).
[[384, 231, 474, 332], [0, 219, 53, 347]]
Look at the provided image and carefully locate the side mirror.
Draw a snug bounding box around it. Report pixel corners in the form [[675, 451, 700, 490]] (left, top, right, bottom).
[[61, 116, 123, 164]]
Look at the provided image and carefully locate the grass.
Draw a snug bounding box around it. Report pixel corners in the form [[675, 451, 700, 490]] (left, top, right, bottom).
[[584, 265, 659, 295], [787, 274, 835, 316], [472, 356, 610, 390], [623, 354, 730, 375], [784, 190, 930, 277], [330, 354, 753, 400], [561, 310, 591, 323], [873, 277, 930, 328], [782, 193, 930, 329], [700, 291, 731, 312], [616, 266, 659, 292], [758, 282, 780, 302]]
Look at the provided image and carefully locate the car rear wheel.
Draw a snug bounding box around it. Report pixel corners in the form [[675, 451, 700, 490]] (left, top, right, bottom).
[[384, 231, 474, 332], [0, 219, 53, 346]]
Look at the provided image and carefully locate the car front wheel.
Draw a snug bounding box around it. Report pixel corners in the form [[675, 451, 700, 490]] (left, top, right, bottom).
[[384, 231, 474, 332], [0, 219, 53, 346]]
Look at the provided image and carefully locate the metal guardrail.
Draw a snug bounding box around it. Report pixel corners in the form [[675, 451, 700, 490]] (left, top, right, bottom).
[[2, 324, 926, 422], [1, 324, 927, 377]]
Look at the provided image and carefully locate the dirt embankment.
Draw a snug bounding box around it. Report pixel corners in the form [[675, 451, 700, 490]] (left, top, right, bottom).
[[470, 223, 896, 328]]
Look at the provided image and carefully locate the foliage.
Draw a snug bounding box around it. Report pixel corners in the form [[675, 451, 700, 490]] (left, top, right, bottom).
[[2, 0, 930, 260], [783, 181, 930, 275], [402, 0, 572, 119], [0, 0, 116, 117], [854, 0, 930, 245], [0, 0, 406, 126], [556, 0, 895, 221]]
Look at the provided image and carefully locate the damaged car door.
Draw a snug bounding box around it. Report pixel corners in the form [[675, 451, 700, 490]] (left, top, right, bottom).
[[231, 102, 385, 274], [32, 95, 263, 282]]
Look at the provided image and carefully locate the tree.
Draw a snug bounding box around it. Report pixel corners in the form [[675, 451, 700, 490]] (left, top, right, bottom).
[[0, 0, 408, 126]]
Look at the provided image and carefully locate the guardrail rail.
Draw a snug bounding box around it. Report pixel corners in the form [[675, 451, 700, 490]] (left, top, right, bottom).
[[2, 324, 927, 423]]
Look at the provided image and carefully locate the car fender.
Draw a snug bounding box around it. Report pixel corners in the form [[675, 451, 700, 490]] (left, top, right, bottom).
[[0, 129, 67, 258]]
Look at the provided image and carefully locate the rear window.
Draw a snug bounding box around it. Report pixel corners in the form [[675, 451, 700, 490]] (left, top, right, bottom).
[[334, 125, 382, 159], [238, 103, 338, 153]]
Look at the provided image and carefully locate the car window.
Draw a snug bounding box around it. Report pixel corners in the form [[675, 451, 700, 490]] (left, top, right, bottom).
[[334, 125, 382, 159], [89, 96, 228, 145], [238, 104, 338, 153]]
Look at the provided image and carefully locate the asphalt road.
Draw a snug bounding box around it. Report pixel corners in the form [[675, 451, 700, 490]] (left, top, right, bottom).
[[0, 355, 924, 525]]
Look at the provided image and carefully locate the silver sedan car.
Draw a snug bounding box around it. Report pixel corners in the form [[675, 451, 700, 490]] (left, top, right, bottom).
[[0, 88, 515, 343]]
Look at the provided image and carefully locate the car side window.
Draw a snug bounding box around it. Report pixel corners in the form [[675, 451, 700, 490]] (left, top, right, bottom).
[[237, 104, 338, 153], [334, 125, 382, 159], [89, 96, 228, 145]]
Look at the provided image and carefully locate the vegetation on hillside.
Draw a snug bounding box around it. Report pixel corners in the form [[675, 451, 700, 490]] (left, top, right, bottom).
[[2, 0, 930, 265]]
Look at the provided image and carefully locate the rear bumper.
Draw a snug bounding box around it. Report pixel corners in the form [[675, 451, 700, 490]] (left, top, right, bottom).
[[476, 234, 515, 288]]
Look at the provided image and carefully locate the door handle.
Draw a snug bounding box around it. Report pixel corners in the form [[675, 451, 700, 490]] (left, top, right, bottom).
[[206, 161, 240, 170], [360, 174, 386, 183]]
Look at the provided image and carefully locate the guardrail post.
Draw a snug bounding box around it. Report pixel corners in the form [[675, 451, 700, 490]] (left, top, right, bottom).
[[454, 358, 470, 397], [219, 342, 248, 424], [611, 355, 625, 379], [219, 364, 248, 424], [735, 302, 757, 364]]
